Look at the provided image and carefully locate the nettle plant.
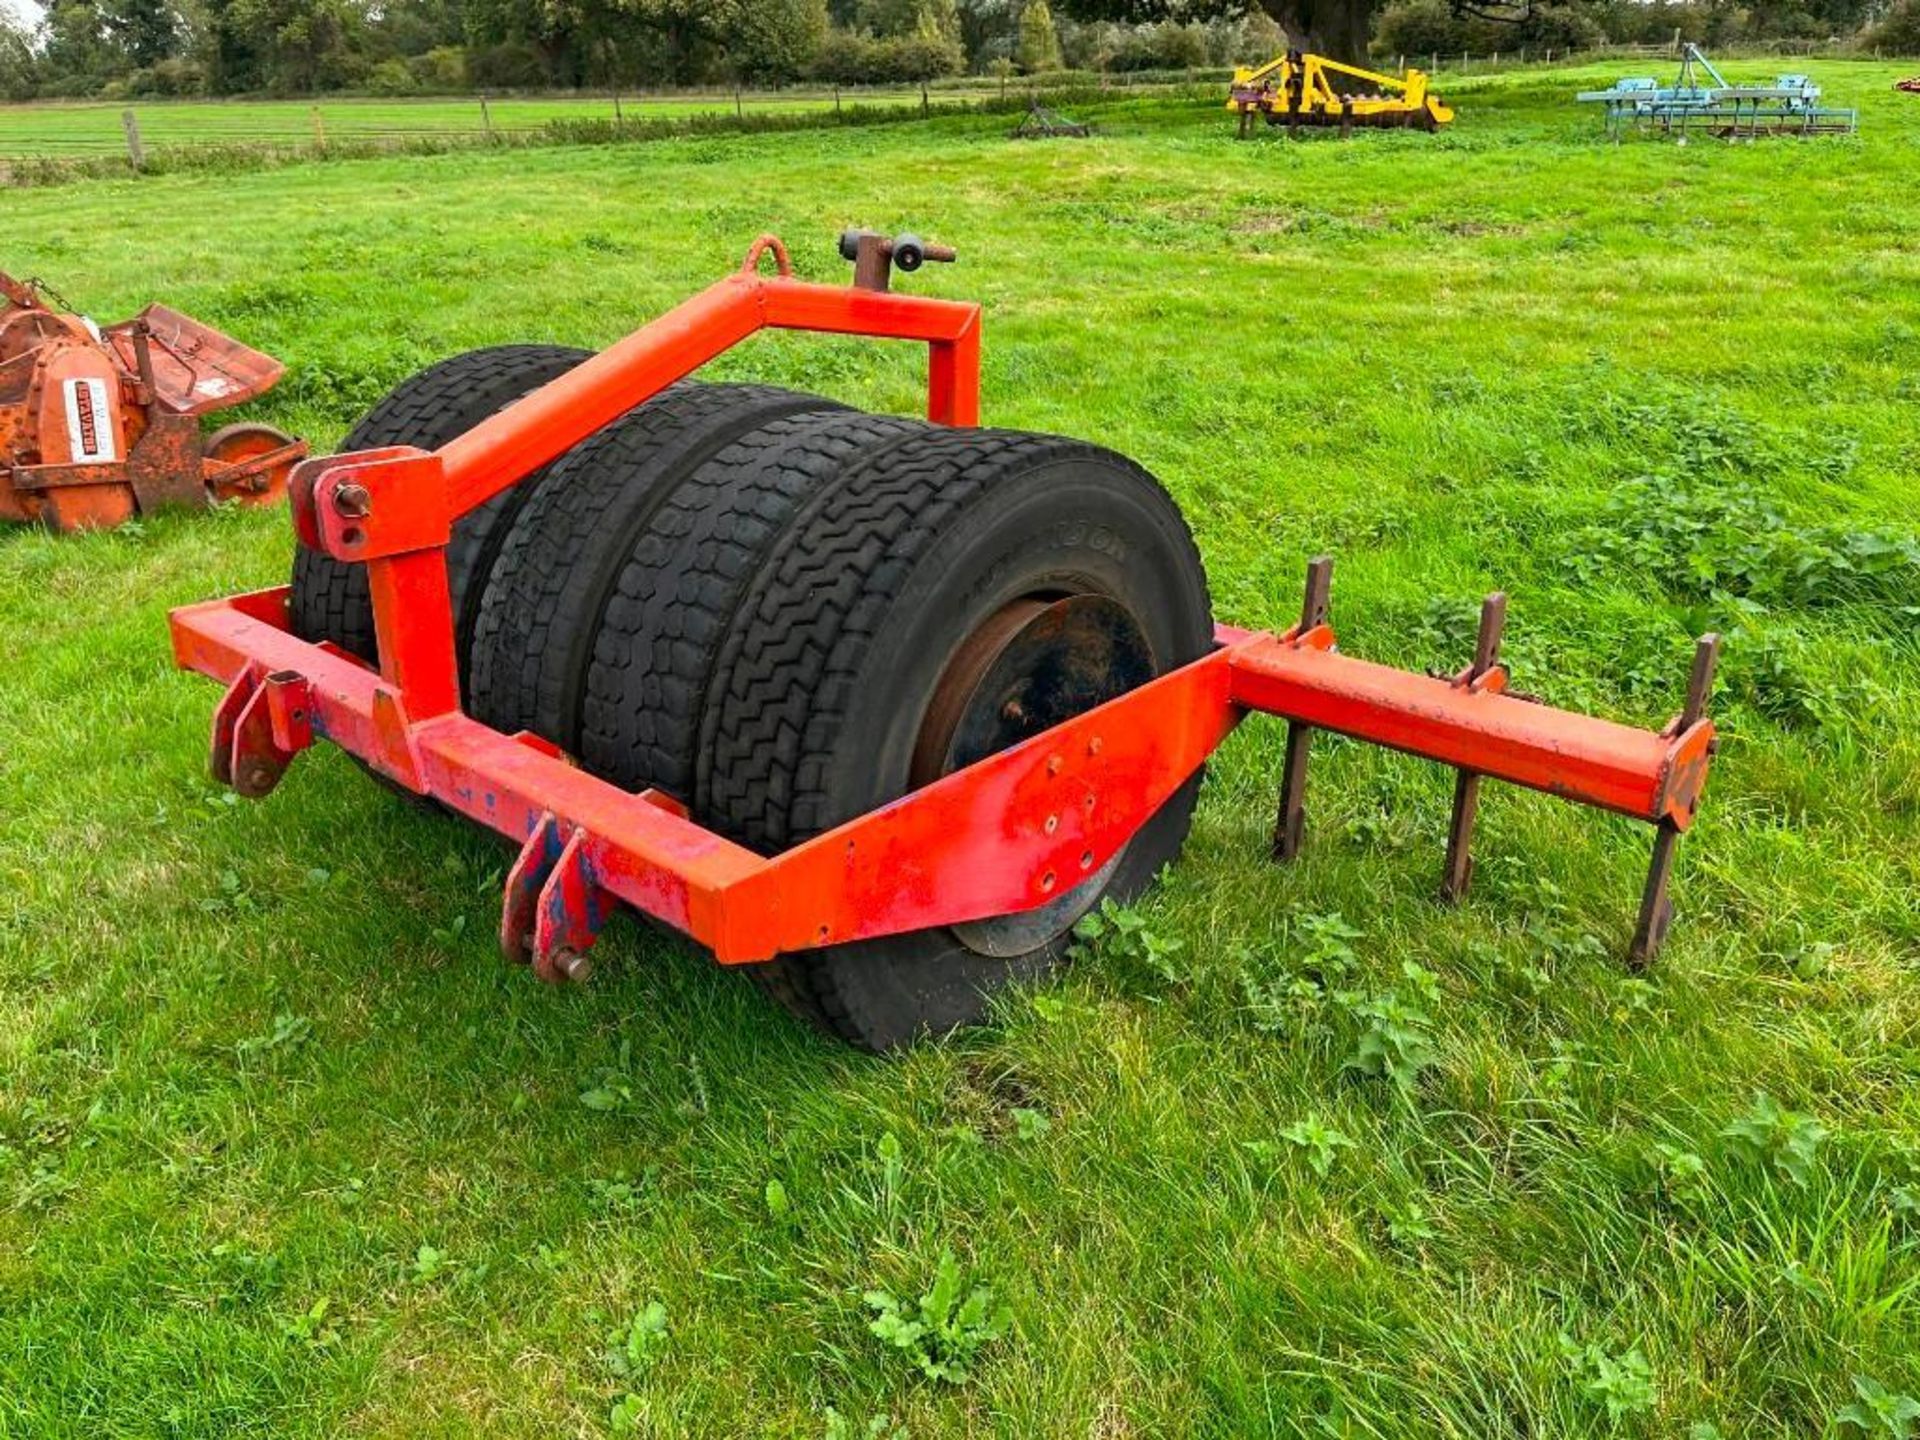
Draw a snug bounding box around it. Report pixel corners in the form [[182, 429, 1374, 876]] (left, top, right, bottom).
[[1721, 1092, 1831, 1188], [1237, 915, 1443, 1092], [1837, 1376, 1920, 1438], [1559, 1334, 1658, 1424], [1565, 474, 1919, 615], [1562, 474, 1916, 730], [1240, 910, 1364, 1038], [1280, 1112, 1356, 1177], [1341, 960, 1442, 1094], [864, 1250, 1012, 1385], [1071, 898, 1188, 987]]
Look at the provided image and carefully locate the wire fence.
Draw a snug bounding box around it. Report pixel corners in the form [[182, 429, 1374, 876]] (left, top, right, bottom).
[[0, 44, 1895, 183], [0, 70, 1208, 167], [0, 90, 883, 160]]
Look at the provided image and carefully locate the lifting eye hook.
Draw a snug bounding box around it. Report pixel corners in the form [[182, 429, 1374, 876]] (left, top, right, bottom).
[[739, 234, 794, 277]]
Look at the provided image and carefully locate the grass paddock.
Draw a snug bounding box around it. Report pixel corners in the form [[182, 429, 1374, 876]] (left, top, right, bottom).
[[1, 61, 1918, 1439]]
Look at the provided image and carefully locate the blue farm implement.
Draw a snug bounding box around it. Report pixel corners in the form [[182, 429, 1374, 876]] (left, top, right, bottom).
[[1578, 44, 1857, 140]]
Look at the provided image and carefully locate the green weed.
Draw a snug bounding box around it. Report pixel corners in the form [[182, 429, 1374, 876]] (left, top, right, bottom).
[[1071, 898, 1188, 986], [1566, 475, 1919, 615], [282, 1297, 340, 1349], [863, 1251, 1012, 1385], [1837, 1377, 1920, 1438], [1560, 1334, 1657, 1423], [407, 1243, 454, 1283], [822, 1409, 908, 1440], [1342, 962, 1442, 1094], [603, 1302, 669, 1380], [1722, 1092, 1831, 1189], [1280, 1113, 1356, 1177]]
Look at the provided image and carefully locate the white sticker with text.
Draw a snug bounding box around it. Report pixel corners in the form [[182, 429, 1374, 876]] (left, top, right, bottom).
[[62, 377, 117, 465]]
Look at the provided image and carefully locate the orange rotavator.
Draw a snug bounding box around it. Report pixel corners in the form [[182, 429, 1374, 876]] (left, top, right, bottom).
[[0, 271, 305, 531]]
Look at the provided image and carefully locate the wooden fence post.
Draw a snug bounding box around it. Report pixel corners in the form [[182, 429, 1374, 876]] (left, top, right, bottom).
[[613, 89, 623, 122], [479, 93, 494, 140], [921, 81, 930, 116], [834, 84, 842, 114], [310, 105, 326, 148], [734, 85, 743, 119], [121, 109, 144, 172]]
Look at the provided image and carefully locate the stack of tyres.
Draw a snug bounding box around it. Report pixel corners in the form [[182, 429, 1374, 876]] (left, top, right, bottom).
[[291, 349, 1212, 1050]]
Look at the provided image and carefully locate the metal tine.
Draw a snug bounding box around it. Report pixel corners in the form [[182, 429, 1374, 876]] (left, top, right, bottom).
[[1272, 556, 1333, 861], [1439, 591, 1507, 903], [1678, 633, 1720, 732], [1629, 633, 1720, 966]]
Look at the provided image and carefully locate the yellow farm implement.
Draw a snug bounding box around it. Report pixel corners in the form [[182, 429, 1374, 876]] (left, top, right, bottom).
[[1229, 50, 1453, 135]]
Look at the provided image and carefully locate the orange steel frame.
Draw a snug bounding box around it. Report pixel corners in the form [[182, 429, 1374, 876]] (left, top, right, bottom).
[[169, 235, 1718, 985]]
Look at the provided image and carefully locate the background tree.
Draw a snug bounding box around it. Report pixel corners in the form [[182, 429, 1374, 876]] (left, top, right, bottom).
[[614, 0, 825, 83], [0, 7, 41, 97], [104, 0, 183, 67], [207, 0, 369, 91], [1016, 0, 1062, 66], [725, 0, 827, 81], [1056, 0, 1374, 65], [854, 0, 963, 41], [39, 0, 118, 90], [956, 0, 1016, 62], [1863, 0, 1920, 50], [0, 0, 1903, 103]]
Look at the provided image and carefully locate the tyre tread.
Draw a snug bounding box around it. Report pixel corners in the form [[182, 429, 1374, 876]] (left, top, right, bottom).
[[578, 409, 927, 806], [700, 427, 1206, 1046], [289, 343, 591, 673], [468, 382, 840, 747]]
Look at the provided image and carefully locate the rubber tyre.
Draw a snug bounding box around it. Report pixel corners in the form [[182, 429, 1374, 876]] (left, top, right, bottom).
[[289, 344, 591, 684], [578, 409, 929, 805], [469, 382, 843, 752], [701, 428, 1213, 1051]]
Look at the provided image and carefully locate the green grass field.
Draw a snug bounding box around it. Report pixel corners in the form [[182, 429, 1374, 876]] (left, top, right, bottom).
[[0, 84, 1028, 158], [2, 60, 1918, 1438]]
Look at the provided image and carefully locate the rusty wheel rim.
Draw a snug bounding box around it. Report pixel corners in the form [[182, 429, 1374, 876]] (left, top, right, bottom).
[[202, 422, 299, 507], [912, 593, 1156, 958]]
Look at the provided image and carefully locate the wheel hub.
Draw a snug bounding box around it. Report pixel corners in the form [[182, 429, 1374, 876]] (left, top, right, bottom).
[[913, 593, 1155, 958], [202, 422, 303, 507]]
